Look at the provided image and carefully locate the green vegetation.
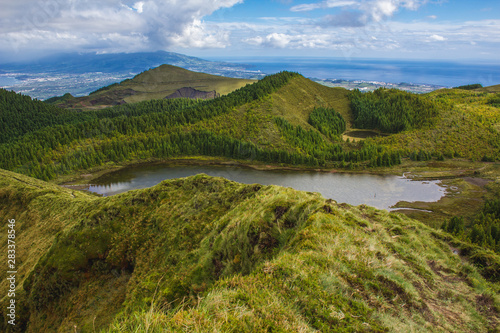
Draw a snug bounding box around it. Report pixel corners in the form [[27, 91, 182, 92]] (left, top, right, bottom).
[[442, 198, 500, 253], [2, 65, 500, 332], [488, 93, 500, 107], [3, 70, 500, 184], [0, 169, 498, 332], [308, 106, 346, 140], [0, 72, 405, 180], [89, 82, 121, 95], [43, 92, 74, 104], [2, 67, 500, 230], [454, 83, 483, 90], [0, 89, 81, 144], [349, 88, 440, 133], [46, 65, 255, 109], [0, 88, 199, 144], [371, 88, 500, 161]]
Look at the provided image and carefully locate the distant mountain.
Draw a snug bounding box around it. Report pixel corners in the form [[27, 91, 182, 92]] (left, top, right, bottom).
[[0, 51, 255, 76], [46, 64, 255, 110], [0, 51, 262, 99]]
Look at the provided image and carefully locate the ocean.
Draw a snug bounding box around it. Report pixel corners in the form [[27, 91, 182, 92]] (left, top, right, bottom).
[[209, 57, 500, 88]]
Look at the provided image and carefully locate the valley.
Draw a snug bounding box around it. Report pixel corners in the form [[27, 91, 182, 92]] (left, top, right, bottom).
[[0, 64, 499, 332]]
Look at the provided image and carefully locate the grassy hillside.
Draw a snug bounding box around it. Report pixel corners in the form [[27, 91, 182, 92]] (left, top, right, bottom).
[[2, 73, 500, 233], [0, 168, 499, 332], [477, 84, 500, 93], [5, 72, 396, 182], [371, 88, 500, 161], [3, 72, 499, 182], [47, 65, 255, 109]]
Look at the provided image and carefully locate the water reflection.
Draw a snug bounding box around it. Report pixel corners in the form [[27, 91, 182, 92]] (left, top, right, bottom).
[[89, 164, 446, 211]]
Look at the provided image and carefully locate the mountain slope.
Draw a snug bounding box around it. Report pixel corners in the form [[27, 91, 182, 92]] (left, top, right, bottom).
[[0, 51, 252, 75], [477, 84, 500, 93], [47, 65, 255, 109], [5, 72, 384, 181], [2, 71, 500, 186], [0, 51, 259, 100], [0, 168, 498, 332], [371, 87, 500, 160]]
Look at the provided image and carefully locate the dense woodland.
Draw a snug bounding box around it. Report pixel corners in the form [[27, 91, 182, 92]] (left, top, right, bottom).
[[0, 72, 404, 180], [349, 88, 440, 133], [454, 83, 483, 90], [308, 106, 346, 140], [442, 199, 500, 253], [0, 88, 198, 143]]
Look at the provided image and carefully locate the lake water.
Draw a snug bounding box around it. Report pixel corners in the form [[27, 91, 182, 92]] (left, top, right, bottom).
[[89, 164, 446, 211], [209, 57, 500, 87]]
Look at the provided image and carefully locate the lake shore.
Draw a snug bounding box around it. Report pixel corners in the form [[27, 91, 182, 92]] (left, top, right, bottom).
[[53, 156, 499, 228]]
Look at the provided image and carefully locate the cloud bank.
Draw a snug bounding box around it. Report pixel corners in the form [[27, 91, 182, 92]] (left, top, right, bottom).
[[291, 0, 429, 26], [0, 0, 242, 57]]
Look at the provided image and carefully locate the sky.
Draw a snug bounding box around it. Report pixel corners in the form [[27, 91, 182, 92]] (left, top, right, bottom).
[[1, 0, 499, 63]]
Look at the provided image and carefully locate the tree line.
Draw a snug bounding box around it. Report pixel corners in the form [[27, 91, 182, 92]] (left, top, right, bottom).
[[349, 88, 439, 133], [0, 72, 304, 176], [0, 88, 199, 144], [442, 198, 500, 253], [308, 107, 346, 140]]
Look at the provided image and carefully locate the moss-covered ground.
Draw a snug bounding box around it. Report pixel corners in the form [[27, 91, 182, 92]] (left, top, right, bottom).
[[1, 169, 498, 332]]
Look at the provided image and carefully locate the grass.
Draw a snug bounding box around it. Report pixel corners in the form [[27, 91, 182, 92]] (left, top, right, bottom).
[[371, 88, 500, 161], [0, 169, 499, 332], [50, 65, 255, 110]]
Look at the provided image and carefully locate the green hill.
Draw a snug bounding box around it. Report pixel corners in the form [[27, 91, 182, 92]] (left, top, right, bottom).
[[1, 72, 406, 181], [477, 84, 500, 93], [0, 168, 498, 332], [0, 88, 199, 144], [46, 65, 255, 110], [370, 87, 500, 160], [1, 72, 500, 235]]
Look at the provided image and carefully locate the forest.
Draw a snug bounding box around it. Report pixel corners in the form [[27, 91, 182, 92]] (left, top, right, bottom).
[[0, 72, 404, 180], [0, 88, 199, 144], [1, 66, 499, 333], [442, 199, 500, 254], [349, 88, 439, 133], [308, 106, 346, 140]]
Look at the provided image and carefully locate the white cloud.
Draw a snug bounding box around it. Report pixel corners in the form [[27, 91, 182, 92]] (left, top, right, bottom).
[[0, 0, 243, 55], [429, 34, 446, 41], [293, 0, 428, 26], [133, 2, 145, 13], [291, 0, 356, 12], [169, 20, 230, 48], [233, 16, 499, 61], [245, 33, 292, 48], [427, 15, 437, 19]]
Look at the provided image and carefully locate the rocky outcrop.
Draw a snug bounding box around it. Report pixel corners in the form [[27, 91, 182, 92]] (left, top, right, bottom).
[[165, 87, 219, 100]]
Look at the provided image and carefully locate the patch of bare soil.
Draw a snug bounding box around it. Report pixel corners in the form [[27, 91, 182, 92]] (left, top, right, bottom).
[[463, 177, 492, 187]]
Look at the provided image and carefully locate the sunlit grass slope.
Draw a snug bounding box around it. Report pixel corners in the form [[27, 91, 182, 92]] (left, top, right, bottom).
[[372, 88, 500, 161], [48, 65, 255, 109], [185, 76, 351, 150], [0, 169, 498, 332]]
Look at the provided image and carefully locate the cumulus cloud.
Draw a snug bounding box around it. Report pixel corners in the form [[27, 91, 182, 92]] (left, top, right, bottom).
[[429, 34, 446, 41], [0, 0, 242, 55], [292, 0, 428, 27], [291, 0, 357, 12], [245, 33, 292, 48], [245, 32, 343, 49]]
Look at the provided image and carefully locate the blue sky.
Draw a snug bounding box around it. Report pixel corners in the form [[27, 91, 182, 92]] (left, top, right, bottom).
[[0, 0, 499, 62]]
